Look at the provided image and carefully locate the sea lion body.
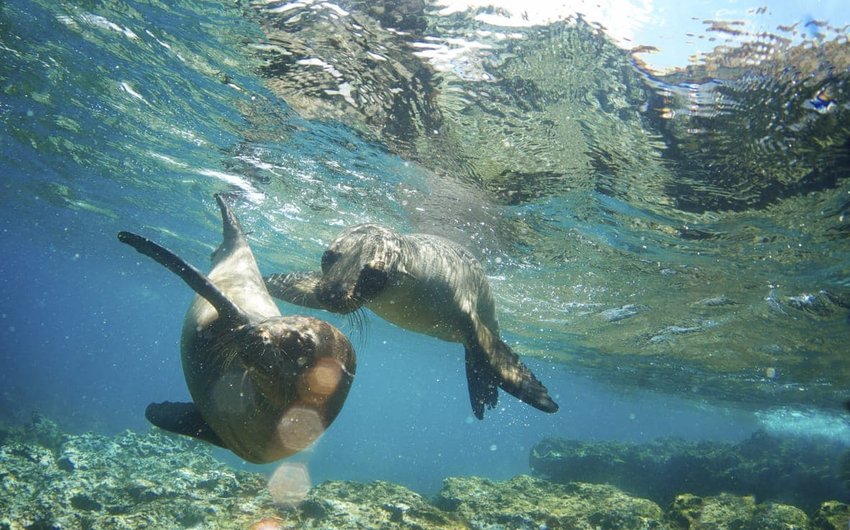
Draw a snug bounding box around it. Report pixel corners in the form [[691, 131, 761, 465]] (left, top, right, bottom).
[[266, 224, 557, 419], [119, 195, 356, 463]]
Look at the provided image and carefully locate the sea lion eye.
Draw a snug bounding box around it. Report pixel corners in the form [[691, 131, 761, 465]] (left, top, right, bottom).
[[321, 250, 340, 272]]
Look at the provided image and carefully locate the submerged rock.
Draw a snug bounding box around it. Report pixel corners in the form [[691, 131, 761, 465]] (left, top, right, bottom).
[[435, 475, 665, 530], [0, 416, 278, 529], [281, 480, 465, 529], [666, 493, 809, 530], [530, 431, 850, 513], [811, 501, 850, 530]]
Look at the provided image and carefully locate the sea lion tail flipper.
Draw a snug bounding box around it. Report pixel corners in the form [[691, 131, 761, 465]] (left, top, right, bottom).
[[145, 401, 226, 448], [118, 231, 249, 323], [264, 271, 327, 310], [464, 344, 500, 419]]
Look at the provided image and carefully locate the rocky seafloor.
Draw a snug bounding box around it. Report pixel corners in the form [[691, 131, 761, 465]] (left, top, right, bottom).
[[1, 415, 848, 530]]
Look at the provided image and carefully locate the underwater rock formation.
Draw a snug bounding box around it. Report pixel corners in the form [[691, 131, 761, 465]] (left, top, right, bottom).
[[530, 431, 850, 513], [0, 415, 278, 529], [812, 501, 850, 530], [1, 415, 847, 529], [666, 493, 810, 530], [281, 480, 466, 529], [435, 475, 665, 530]]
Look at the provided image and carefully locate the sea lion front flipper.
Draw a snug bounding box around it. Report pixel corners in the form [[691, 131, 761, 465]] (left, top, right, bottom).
[[464, 343, 500, 419], [118, 231, 249, 324], [145, 401, 226, 448], [264, 271, 327, 310]]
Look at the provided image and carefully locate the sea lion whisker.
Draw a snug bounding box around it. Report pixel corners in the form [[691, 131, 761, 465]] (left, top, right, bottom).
[[345, 306, 369, 347], [356, 307, 369, 345], [216, 335, 243, 372], [239, 368, 252, 404]]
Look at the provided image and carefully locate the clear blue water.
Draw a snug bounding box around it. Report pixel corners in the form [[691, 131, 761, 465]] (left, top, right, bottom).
[[2, 0, 849, 498]]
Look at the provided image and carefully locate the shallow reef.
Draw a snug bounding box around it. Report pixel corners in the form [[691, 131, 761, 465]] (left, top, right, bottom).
[[0, 415, 273, 529], [1, 415, 848, 529], [530, 432, 850, 514]]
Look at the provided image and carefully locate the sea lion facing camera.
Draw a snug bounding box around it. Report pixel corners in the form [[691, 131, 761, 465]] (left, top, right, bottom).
[[118, 195, 356, 463], [265, 224, 557, 419]]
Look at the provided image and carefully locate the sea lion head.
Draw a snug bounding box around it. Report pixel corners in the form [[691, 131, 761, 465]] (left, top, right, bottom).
[[211, 315, 356, 461], [314, 224, 398, 313], [236, 316, 355, 409]]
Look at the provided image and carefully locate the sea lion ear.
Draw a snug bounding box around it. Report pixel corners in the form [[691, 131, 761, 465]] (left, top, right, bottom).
[[356, 260, 388, 300]]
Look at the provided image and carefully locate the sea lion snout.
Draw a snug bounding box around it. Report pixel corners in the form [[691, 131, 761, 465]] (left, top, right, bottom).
[[316, 281, 360, 313], [313, 258, 386, 312], [247, 316, 354, 372]]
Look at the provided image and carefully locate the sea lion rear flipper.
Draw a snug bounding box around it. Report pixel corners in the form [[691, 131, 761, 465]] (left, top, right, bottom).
[[210, 193, 249, 264], [264, 271, 327, 310], [467, 323, 559, 418], [118, 231, 249, 323], [464, 344, 500, 420], [489, 339, 559, 414], [145, 401, 226, 448]]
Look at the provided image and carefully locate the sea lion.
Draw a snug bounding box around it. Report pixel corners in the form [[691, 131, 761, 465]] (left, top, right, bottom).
[[118, 195, 356, 463], [265, 224, 557, 419]]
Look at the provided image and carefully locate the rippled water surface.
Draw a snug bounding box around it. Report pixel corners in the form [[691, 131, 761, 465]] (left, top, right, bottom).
[[1, 0, 849, 493]]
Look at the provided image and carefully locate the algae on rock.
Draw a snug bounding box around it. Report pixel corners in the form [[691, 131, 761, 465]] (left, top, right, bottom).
[[0, 416, 278, 529], [1, 415, 846, 530], [811, 501, 850, 530], [666, 493, 809, 530], [280, 480, 466, 529], [435, 474, 665, 530]]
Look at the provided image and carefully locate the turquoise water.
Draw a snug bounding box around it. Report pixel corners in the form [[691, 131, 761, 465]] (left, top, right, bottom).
[[1, 0, 849, 502]]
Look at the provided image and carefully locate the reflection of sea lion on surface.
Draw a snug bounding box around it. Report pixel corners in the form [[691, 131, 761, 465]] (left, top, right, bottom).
[[118, 194, 356, 463], [265, 224, 558, 419]]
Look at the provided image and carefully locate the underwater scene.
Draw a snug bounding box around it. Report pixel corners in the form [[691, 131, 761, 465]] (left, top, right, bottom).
[[1, 0, 850, 528]]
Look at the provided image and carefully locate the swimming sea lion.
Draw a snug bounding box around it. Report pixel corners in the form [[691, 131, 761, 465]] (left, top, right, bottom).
[[118, 195, 356, 463], [265, 224, 557, 419]]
